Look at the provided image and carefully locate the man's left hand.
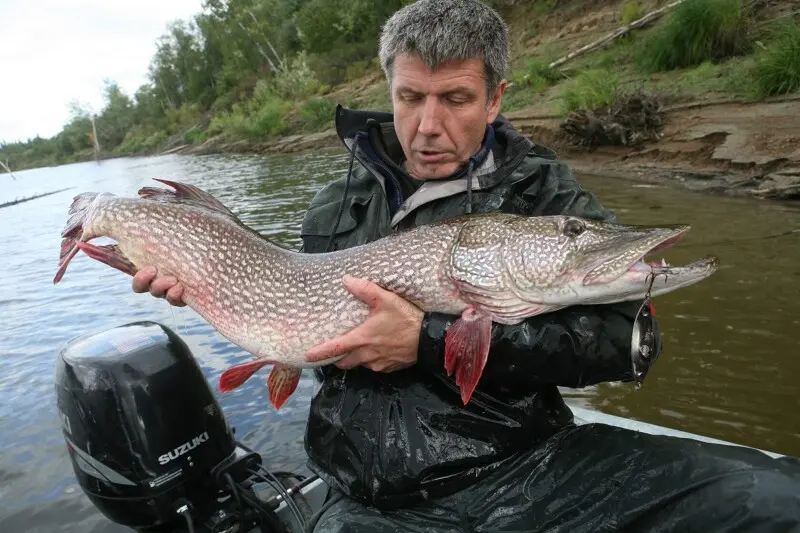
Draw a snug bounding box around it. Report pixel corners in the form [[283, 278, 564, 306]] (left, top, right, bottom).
[[304, 275, 424, 372]]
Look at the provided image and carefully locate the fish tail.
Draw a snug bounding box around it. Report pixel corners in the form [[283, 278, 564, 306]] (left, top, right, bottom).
[[53, 192, 100, 284]]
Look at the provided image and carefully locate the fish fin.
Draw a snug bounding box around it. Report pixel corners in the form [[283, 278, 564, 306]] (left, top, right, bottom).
[[75, 242, 138, 277], [54, 192, 100, 284], [138, 179, 237, 218], [444, 307, 492, 405], [219, 359, 272, 392], [267, 364, 301, 410]]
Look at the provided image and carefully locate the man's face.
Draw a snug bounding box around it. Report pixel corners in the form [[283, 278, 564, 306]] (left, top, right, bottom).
[[390, 53, 507, 180]]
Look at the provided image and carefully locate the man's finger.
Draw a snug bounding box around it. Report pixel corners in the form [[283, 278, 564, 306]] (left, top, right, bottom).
[[343, 275, 384, 309], [132, 266, 157, 293], [305, 329, 365, 363], [149, 276, 179, 298], [334, 353, 362, 370], [166, 284, 186, 307], [367, 361, 408, 373]]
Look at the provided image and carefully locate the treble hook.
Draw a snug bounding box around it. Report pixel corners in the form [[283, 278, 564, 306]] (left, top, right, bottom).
[[644, 268, 669, 298]]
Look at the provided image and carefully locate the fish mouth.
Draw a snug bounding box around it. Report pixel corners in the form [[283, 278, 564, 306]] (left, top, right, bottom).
[[582, 225, 693, 286], [626, 254, 719, 284]]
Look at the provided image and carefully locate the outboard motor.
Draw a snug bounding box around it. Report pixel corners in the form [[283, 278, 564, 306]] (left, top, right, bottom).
[[54, 321, 310, 533]]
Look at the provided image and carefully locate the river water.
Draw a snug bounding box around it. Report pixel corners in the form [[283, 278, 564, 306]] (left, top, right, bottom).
[[0, 152, 798, 532]]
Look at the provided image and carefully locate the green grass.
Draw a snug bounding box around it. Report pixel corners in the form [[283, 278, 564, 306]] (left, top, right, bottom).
[[503, 58, 563, 112], [208, 97, 291, 140], [620, 0, 644, 25], [560, 68, 621, 115], [749, 20, 800, 98], [183, 127, 209, 145], [298, 97, 338, 131], [509, 58, 562, 91], [636, 0, 752, 73], [113, 127, 169, 154]]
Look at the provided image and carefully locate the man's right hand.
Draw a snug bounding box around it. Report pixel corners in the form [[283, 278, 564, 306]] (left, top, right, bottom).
[[132, 266, 186, 307]]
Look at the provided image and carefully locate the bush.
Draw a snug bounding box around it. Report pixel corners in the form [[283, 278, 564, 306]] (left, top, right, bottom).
[[509, 58, 562, 91], [183, 127, 208, 145], [636, 0, 752, 73], [272, 52, 321, 100], [621, 0, 644, 25], [248, 98, 290, 138], [164, 103, 203, 135], [114, 130, 168, 154], [560, 68, 620, 115], [208, 97, 290, 140], [749, 20, 800, 99], [299, 97, 337, 131], [561, 88, 664, 147]]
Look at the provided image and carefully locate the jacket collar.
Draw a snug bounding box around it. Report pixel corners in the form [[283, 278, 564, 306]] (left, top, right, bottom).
[[333, 105, 535, 187], [332, 105, 537, 226]]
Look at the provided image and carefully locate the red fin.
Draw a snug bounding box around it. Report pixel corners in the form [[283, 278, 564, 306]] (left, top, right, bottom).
[[444, 308, 492, 405], [267, 364, 301, 410], [54, 192, 100, 284], [138, 179, 236, 218], [54, 245, 80, 285], [219, 359, 272, 392], [75, 242, 138, 277]]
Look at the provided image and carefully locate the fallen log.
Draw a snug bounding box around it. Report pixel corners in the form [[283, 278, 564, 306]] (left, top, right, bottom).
[[0, 159, 17, 180], [0, 187, 72, 209], [548, 0, 684, 70]]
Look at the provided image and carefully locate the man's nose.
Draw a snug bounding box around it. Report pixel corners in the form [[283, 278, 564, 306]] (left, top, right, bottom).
[[418, 97, 443, 136]]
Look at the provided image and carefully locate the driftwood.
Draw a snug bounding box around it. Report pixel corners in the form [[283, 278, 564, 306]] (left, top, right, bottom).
[[0, 187, 72, 209], [560, 89, 665, 147], [0, 159, 16, 180], [547, 0, 775, 70], [548, 0, 685, 70]]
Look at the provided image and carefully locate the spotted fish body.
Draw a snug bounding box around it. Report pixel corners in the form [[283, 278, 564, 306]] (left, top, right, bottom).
[[54, 179, 718, 409]]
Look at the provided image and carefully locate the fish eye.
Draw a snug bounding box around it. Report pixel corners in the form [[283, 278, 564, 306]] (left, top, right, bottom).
[[562, 218, 586, 238]]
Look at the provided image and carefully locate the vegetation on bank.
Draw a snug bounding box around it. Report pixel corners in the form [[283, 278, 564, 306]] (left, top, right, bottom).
[[2, 0, 800, 171]]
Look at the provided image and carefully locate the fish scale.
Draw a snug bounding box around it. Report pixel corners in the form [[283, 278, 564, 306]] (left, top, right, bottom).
[[90, 195, 467, 366], [53, 179, 718, 410]]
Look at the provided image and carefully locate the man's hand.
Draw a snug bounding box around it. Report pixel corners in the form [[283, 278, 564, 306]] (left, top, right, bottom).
[[132, 266, 186, 307], [305, 275, 424, 372]]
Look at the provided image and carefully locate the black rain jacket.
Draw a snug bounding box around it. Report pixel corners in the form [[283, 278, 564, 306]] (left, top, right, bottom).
[[299, 106, 660, 510]]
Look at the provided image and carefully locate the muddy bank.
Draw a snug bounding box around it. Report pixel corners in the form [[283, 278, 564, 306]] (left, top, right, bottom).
[[509, 97, 800, 201], [171, 97, 800, 201]]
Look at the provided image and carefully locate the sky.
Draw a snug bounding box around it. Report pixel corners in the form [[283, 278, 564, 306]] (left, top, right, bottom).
[[0, 0, 204, 143]]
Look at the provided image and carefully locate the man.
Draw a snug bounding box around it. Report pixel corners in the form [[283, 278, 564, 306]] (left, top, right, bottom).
[[134, 1, 800, 531]]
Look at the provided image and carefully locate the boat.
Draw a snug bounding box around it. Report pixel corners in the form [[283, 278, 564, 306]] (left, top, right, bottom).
[[53, 321, 783, 533]]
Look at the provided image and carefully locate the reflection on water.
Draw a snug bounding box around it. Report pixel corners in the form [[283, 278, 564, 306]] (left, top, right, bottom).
[[0, 153, 798, 532], [558, 177, 800, 455]]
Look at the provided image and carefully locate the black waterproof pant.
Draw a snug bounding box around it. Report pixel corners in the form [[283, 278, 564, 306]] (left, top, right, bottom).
[[309, 423, 800, 533]]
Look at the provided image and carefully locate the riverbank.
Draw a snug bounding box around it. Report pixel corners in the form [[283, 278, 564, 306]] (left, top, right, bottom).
[[161, 0, 800, 202], [165, 94, 800, 201], [6, 0, 800, 203], [511, 95, 800, 200]]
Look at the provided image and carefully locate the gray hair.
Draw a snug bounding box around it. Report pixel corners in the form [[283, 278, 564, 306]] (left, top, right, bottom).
[[378, 0, 510, 96]]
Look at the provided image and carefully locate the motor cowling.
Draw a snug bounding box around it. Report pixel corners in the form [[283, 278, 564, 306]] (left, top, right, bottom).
[[54, 321, 237, 531]]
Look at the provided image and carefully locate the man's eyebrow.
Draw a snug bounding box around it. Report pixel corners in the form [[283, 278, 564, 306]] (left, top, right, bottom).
[[441, 87, 477, 97], [395, 85, 477, 96], [395, 85, 424, 94]]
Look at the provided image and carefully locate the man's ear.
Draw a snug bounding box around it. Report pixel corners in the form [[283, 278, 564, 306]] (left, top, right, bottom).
[[487, 79, 508, 123]]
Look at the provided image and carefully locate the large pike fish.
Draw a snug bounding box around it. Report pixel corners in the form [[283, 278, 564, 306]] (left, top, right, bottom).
[[53, 179, 718, 408]]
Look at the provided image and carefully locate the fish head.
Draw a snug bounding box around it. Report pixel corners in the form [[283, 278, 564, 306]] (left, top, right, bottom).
[[502, 215, 718, 305]]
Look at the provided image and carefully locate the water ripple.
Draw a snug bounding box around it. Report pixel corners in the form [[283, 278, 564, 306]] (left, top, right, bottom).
[[1, 153, 799, 531]]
